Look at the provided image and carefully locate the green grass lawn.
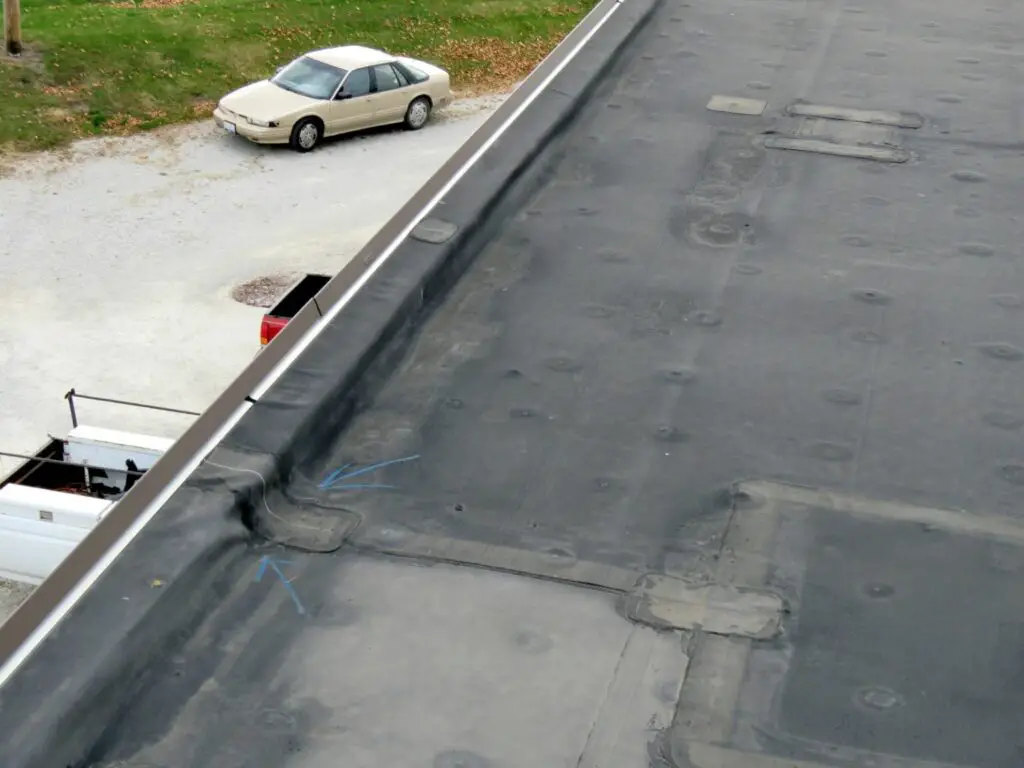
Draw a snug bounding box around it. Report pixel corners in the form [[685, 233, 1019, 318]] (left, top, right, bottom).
[[0, 0, 593, 152]]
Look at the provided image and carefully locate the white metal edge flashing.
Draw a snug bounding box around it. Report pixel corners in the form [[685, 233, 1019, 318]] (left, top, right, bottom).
[[249, 0, 626, 401], [0, 0, 624, 691]]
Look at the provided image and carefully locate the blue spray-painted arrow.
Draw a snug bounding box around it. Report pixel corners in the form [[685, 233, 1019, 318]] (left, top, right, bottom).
[[255, 555, 305, 615], [319, 454, 420, 491]]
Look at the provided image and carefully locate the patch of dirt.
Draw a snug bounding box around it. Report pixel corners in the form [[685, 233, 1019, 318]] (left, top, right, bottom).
[[231, 273, 301, 308], [0, 46, 45, 74]]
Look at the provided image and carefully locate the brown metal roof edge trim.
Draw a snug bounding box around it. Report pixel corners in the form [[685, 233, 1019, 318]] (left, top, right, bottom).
[[0, 0, 623, 673]]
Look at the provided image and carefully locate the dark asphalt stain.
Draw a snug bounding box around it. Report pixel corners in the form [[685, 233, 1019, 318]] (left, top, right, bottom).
[[977, 343, 1024, 361], [983, 412, 1024, 431], [654, 425, 691, 444], [861, 196, 891, 207], [853, 289, 891, 306], [657, 680, 680, 704], [951, 170, 988, 183], [992, 294, 1023, 308], [513, 630, 554, 654], [659, 368, 698, 386], [863, 582, 895, 599], [543, 357, 583, 373], [999, 464, 1024, 486], [842, 235, 873, 247], [958, 242, 995, 257], [824, 388, 863, 406], [597, 248, 630, 263], [582, 304, 616, 319]]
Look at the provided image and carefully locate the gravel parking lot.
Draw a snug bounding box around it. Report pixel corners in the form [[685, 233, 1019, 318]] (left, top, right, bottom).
[[0, 96, 502, 469]]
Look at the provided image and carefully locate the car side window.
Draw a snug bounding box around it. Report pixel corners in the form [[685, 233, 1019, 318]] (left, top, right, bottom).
[[373, 63, 402, 93], [391, 64, 409, 88], [341, 67, 371, 98], [395, 61, 429, 84]]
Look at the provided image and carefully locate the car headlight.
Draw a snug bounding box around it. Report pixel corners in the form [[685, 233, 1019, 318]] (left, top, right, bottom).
[[246, 117, 279, 128]]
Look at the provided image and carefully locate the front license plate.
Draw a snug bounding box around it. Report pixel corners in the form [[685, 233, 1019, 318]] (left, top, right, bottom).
[[224, 121, 236, 134]]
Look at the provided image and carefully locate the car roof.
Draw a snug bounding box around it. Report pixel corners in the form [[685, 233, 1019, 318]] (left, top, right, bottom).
[[305, 45, 393, 70]]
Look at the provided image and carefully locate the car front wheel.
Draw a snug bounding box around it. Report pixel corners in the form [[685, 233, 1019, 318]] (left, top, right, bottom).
[[404, 97, 432, 131], [289, 117, 322, 152]]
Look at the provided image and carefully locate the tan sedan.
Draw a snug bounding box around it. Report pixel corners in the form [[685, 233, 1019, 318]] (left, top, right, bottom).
[[213, 45, 452, 152]]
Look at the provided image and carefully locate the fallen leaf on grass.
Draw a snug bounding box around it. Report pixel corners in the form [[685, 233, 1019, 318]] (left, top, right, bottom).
[[42, 107, 81, 124], [191, 99, 217, 117], [41, 83, 88, 98], [263, 25, 312, 43], [548, 4, 588, 15], [438, 36, 563, 92], [98, 110, 167, 135], [109, 0, 197, 8]]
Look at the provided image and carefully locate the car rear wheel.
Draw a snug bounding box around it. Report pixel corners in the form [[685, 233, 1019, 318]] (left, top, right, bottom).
[[404, 97, 432, 130], [289, 117, 322, 152]]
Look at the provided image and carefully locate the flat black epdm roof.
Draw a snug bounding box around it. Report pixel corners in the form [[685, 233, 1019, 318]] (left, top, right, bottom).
[[4, 0, 1024, 766]]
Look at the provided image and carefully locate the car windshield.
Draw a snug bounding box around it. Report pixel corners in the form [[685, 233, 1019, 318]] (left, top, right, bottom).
[[271, 56, 347, 100]]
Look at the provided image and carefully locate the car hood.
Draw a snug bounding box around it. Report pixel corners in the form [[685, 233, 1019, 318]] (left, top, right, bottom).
[[220, 80, 318, 120]]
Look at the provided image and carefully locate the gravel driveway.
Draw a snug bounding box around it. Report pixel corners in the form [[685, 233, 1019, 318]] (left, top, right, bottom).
[[0, 96, 503, 471]]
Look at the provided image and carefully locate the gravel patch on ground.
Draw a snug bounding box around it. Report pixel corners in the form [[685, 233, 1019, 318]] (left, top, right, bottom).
[[230, 273, 303, 308], [0, 579, 33, 626]]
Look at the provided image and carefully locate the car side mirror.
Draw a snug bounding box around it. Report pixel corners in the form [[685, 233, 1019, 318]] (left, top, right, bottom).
[[335, 92, 352, 101]]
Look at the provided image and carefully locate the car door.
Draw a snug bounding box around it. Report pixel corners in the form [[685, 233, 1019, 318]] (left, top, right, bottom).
[[369, 63, 410, 124], [327, 67, 375, 135]]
